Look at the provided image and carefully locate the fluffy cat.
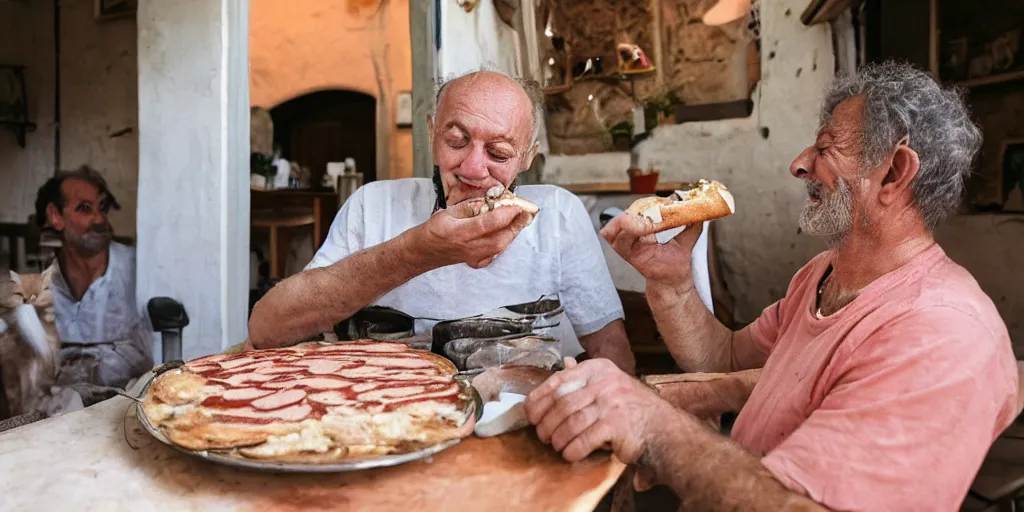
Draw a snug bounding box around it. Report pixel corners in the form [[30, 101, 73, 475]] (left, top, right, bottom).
[[0, 264, 82, 419]]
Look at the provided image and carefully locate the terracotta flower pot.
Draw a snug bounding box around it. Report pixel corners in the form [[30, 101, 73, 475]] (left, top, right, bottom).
[[628, 168, 660, 194]]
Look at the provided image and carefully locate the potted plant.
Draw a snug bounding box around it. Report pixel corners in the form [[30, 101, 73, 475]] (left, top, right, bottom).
[[628, 166, 660, 194], [644, 90, 683, 128], [609, 121, 634, 151]]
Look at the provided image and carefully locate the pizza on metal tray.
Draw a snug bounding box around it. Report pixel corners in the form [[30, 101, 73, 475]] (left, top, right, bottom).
[[142, 341, 476, 462]]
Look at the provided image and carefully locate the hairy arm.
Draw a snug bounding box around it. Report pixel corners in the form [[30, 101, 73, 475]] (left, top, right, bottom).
[[646, 368, 762, 425], [646, 282, 763, 373], [601, 217, 766, 374], [642, 407, 829, 511], [248, 232, 432, 349], [578, 319, 636, 375]]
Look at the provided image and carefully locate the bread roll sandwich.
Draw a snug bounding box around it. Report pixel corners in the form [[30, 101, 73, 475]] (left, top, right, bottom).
[[463, 184, 540, 229], [625, 179, 735, 235]]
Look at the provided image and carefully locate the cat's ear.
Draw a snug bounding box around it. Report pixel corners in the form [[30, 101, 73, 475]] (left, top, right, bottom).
[[9, 270, 20, 285]]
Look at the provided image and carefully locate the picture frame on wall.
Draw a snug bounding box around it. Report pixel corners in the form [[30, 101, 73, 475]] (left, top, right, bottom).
[[95, 0, 137, 21], [396, 91, 413, 129]]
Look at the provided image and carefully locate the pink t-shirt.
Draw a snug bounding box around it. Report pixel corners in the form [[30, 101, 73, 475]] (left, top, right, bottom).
[[730, 244, 1019, 511]]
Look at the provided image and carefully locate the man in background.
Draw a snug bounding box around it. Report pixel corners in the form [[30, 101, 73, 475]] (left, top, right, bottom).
[[35, 166, 152, 405]]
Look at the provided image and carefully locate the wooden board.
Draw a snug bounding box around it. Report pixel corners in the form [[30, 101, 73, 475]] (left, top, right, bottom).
[[560, 182, 693, 194], [0, 392, 626, 512]]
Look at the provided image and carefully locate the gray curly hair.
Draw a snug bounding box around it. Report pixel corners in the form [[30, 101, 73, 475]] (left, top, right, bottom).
[[821, 60, 982, 229], [432, 67, 545, 146]]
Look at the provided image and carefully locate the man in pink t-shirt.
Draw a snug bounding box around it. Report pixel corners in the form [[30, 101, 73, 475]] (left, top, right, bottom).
[[523, 61, 1019, 511]]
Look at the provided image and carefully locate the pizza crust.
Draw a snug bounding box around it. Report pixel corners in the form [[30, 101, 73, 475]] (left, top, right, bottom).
[[141, 341, 475, 460]]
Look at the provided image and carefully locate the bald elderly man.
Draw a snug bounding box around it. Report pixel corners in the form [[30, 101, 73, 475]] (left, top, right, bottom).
[[248, 71, 635, 374]]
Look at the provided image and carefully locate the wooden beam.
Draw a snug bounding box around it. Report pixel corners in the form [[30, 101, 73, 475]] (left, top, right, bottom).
[[928, 0, 939, 79], [675, 100, 753, 124], [801, 0, 865, 25]]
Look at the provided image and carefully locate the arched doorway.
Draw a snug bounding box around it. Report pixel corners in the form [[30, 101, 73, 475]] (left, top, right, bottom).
[[270, 90, 377, 186]]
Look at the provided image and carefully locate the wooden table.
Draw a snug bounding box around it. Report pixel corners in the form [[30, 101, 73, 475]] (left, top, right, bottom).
[[0, 379, 625, 511], [251, 189, 339, 249]]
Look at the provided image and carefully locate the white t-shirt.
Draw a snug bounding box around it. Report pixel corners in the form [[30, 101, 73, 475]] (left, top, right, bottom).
[[50, 242, 154, 384], [306, 178, 625, 356]]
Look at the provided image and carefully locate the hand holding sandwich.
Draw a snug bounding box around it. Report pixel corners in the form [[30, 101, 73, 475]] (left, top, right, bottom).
[[413, 192, 537, 269], [600, 215, 704, 289]]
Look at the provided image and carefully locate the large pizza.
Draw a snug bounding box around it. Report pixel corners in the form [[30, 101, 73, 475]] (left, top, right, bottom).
[[141, 341, 476, 462]]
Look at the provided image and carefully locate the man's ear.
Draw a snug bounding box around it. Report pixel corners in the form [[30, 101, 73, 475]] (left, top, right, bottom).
[[9, 270, 20, 285], [880, 137, 919, 206], [427, 115, 435, 142], [45, 203, 64, 232]]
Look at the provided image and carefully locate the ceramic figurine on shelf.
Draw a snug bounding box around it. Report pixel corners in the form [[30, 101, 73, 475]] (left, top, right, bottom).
[[617, 43, 655, 75]]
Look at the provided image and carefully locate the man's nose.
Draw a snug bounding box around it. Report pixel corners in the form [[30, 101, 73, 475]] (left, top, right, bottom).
[[460, 145, 490, 181], [790, 146, 814, 179]]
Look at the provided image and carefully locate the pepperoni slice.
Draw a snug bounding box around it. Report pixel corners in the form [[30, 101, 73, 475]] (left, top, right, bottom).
[[251, 389, 307, 410]]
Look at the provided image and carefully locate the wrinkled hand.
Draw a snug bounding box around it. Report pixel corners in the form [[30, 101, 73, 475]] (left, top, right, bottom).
[[414, 200, 526, 269], [599, 215, 703, 288], [523, 358, 674, 464]]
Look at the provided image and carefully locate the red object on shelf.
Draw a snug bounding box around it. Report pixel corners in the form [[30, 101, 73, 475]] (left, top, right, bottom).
[[628, 168, 660, 194]]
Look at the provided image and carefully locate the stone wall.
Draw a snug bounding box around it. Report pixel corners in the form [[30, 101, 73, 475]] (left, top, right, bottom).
[[540, 0, 754, 156], [545, 0, 835, 324]]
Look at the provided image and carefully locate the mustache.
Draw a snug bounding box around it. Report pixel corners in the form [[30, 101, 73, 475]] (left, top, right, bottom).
[[806, 180, 824, 199], [86, 223, 113, 235]]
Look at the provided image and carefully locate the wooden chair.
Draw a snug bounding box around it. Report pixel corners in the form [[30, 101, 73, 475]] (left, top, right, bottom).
[[251, 208, 316, 279], [0, 219, 50, 273]]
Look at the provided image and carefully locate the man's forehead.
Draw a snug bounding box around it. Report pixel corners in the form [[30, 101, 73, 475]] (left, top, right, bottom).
[[819, 95, 865, 141], [61, 178, 103, 202], [437, 73, 532, 142]]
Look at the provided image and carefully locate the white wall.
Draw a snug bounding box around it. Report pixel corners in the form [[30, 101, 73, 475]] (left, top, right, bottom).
[[0, 0, 139, 237], [136, 0, 250, 359], [59, 0, 139, 236], [438, 0, 518, 76]]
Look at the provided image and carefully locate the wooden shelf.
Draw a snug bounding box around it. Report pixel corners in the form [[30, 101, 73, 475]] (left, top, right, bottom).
[[559, 181, 692, 194], [956, 70, 1024, 89]]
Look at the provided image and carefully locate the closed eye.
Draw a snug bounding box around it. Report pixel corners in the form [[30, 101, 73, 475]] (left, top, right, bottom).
[[488, 151, 511, 163], [447, 135, 469, 149]]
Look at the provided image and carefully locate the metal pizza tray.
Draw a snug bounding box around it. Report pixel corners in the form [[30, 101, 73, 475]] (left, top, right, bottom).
[[134, 365, 481, 474]]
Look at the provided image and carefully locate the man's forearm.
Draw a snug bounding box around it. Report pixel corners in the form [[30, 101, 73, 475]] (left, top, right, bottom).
[[248, 233, 433, 348], [646, 281, 734, 373], [642, 408, 828, 511], [647, 368, 762, 423], [579, 319, 636, 375]]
